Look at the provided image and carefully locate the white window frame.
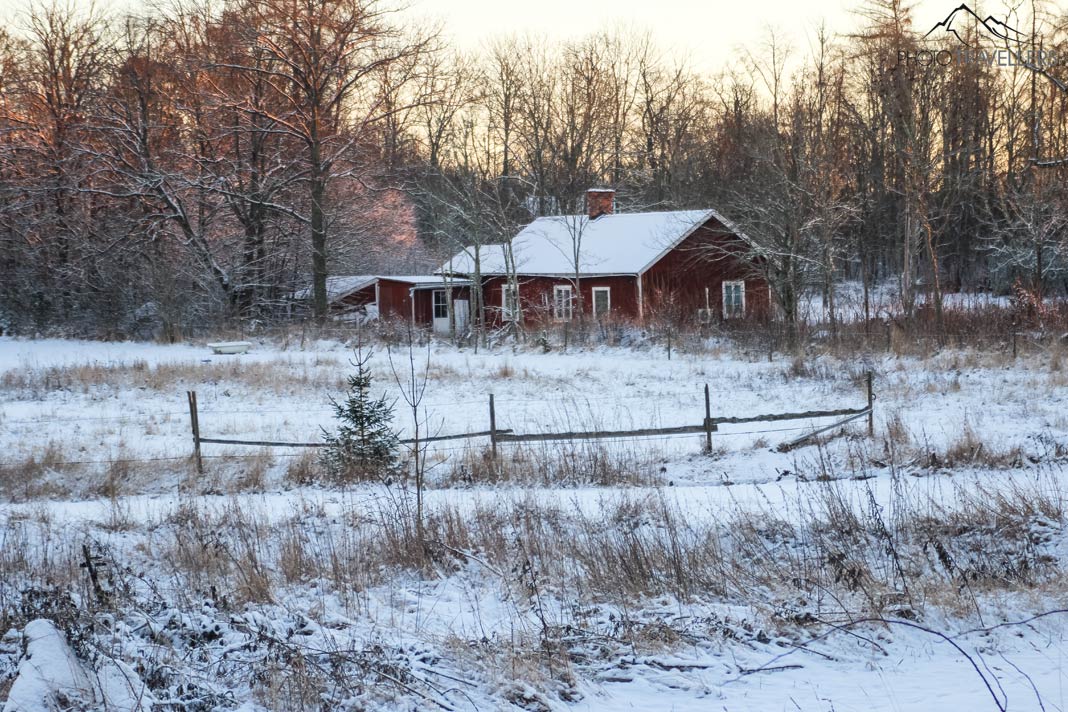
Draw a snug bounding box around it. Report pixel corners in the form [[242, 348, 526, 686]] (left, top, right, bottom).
[[432, 289, 449, 320], [501, 284, 519, 322], [592, 286, 611, 320], [722, 280, 745, 319], [553, 285, 573, 322]]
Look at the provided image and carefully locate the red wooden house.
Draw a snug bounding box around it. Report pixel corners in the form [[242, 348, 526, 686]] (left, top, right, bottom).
[[438, 189, 771, 327]]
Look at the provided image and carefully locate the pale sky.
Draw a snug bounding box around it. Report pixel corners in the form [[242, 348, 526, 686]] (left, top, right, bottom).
[[407, 0, 1058, 74], [2, 0, 1065, 76], [412, 0, 862, 73]]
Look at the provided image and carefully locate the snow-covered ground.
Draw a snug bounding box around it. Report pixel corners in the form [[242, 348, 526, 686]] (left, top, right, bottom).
[[798, 281, 1016, 322], [0, 333, 1062, 493], [2, 334, 1067, 711]]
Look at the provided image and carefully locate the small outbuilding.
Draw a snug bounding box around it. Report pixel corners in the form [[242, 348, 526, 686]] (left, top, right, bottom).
[[295, 275, 471, 334], [374, 276, 471, 334]]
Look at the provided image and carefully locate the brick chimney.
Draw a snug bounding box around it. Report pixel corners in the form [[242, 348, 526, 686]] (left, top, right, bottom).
[[586, 188, 615, 220]]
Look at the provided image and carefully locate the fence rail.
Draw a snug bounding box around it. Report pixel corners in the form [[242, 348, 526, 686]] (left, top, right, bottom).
[[184, 371, 875, 471], [493, 406, 872, 444], [777, 410, 872, 452], [495, 424, 709, 443], [197, 429, 512, 449]]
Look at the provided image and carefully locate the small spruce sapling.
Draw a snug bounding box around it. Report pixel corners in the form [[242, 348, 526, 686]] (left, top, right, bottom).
[[321, 347, 399, 481]]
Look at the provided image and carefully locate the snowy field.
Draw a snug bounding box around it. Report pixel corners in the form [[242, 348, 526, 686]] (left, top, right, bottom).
[[0, 332, 1061, 494], [2, 334, 1068, 711]]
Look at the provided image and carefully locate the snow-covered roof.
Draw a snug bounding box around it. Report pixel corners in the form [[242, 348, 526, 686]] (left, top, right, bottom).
[[292, 275, 376, 301], [377, 275, 472, 288], [293, 274, 471, 302], [439, 209, 747, 277]]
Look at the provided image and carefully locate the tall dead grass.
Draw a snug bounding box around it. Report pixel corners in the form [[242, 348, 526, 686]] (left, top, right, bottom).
[[3, 468, 1057, 621], [441, 442, 665, 487], [0, 357, 345, 397], [0, 467, 1063, 712]]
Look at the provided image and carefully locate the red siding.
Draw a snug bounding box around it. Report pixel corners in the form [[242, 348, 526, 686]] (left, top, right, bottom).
[[469, 215, 769, 326], [410, 284, 471, 326], [376, 279, 414, 320], [641, 219, 771, 322], [376, 280, 471, 326], [413, 289, 432, 325], [480, 275, 639, 327]]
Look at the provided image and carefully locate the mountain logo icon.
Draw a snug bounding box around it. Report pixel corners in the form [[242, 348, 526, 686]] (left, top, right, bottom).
[[924, 3, 1026, 46]]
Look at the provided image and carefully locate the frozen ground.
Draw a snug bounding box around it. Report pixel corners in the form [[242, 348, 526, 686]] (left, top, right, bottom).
[[0, 333, 1063, 492], [2, 334, 1068, 710]]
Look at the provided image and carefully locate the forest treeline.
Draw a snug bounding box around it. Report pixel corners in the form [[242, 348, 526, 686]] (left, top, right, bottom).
[[0, 0, 1066, 336]]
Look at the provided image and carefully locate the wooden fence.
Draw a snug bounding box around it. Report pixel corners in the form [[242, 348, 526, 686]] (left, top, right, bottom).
[[185, 372, 874, 473]]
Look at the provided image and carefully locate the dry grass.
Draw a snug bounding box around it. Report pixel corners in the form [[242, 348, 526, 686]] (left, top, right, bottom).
[[441, 443, 666, 487], [0, 357, 345, 398], [0, 443, 75, 500], [234, 449, 274, 492], [875, 411, 1028, 471], [4, 316, 1068, 708], [283, 450, 319, 486], [159, 500, 275, 605], [0, 467, 1065, 709], [935, 422, 1024, 469], [1, 469, 1051, 623]]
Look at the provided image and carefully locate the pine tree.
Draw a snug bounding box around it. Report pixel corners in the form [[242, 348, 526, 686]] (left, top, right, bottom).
[[321, 348, 399, 481]]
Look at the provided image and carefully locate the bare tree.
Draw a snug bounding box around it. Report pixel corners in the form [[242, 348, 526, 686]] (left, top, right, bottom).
[[387, 325, 431, 546], [223, 0, 434, 320], [988, 176, 1068, 299], [0, 2, 112, 327], [422, 169, 529, 347]]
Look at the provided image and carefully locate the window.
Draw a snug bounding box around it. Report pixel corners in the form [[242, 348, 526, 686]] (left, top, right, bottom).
[[553, 285, 573, 321], [722, 280, 745, 319], [501, 284, 519, 321], [592, 287, 611, 320], [432, 290, 449, 319]]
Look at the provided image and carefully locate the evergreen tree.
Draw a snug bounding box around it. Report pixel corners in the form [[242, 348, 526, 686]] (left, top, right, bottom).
[[321, 348, 399, 481]]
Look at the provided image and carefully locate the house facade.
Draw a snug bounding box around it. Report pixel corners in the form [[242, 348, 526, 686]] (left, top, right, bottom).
[[375, 276, 471, 334], [439, 189, 771, 327], [297, 275, 471, 333]]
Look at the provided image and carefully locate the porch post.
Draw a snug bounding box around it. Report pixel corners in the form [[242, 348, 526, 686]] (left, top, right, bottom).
[[636, 273, 644, 323]]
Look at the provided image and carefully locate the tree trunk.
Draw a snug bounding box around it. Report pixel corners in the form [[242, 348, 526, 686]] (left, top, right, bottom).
[[310, 161, 328, 322]]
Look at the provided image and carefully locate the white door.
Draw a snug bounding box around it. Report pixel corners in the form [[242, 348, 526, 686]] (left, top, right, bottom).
[[453, 299, 470, 334], [432, 290, 450, 334]]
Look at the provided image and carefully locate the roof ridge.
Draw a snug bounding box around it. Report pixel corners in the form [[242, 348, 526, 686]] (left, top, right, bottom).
[[533, 208, 710, 220], [439, 207, 750, 277]]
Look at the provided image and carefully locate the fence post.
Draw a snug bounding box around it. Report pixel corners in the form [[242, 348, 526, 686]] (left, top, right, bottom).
[[865, 371, 874, 438], [488, 393, 497, 460], [703, 383, 714, 451], [187, 390, 203, 474]]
